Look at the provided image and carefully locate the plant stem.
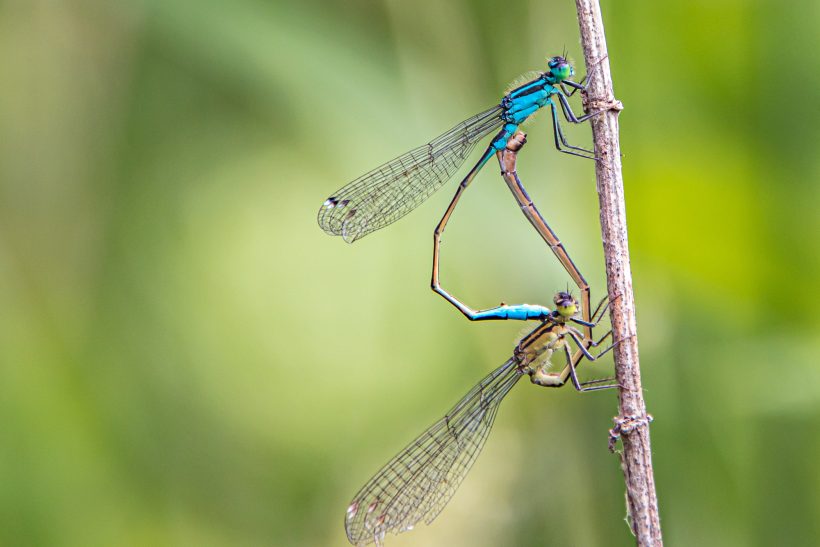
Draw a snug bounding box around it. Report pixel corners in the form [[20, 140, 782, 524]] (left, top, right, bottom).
[[573, 1, 663, 545]]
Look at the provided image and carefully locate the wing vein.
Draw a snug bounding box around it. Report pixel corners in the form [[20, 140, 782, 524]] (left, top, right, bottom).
[[319, 105, 503, 242], [345, 358, 524, 546]]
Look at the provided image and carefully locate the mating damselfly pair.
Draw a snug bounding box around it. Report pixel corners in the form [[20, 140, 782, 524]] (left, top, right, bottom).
[[318, 55, 616, 546]]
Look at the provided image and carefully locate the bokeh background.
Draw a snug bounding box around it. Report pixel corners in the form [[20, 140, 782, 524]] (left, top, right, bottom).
[[1, 0, 819, 546]]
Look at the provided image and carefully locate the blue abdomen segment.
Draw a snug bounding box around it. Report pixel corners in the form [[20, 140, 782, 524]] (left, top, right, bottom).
[[471, 303, 552, 321], [491, 122, 520, 151]]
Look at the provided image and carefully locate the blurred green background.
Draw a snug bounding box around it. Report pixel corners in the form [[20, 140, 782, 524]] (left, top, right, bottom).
[[1, 0, 819, 546]]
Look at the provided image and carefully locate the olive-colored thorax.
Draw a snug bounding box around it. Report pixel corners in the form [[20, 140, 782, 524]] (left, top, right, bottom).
[[515, 321, 572, 373]]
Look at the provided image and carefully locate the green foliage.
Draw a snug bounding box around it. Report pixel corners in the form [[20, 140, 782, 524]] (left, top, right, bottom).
[[0, 0, 818, 545]]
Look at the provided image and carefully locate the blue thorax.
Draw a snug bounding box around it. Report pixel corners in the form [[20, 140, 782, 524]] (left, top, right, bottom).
[[490, 74, 558, 152]]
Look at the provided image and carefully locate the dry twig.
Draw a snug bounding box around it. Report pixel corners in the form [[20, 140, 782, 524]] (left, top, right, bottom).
[[573, 1, 663, 545]]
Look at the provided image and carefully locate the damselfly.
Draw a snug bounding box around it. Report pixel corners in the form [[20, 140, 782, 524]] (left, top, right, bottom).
[[344, 292, 615, 547], [318, 55, 597, 244]]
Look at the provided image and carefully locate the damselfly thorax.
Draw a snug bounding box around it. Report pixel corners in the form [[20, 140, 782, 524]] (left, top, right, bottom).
[[515, 320, 585, 387]]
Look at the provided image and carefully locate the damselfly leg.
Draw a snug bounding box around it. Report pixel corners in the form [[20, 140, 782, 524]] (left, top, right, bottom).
[[560, 76, 587, 97], [550, 103, 598, 159], [516, 293, 615, 390], [556, 91, 602, 124]]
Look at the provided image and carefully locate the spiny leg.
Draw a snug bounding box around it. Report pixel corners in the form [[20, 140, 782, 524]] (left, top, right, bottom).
[[572, 314, 619, 360], [556, 91, 604, 124], [526, 331, 616, 391], [574, 293, 623, 357], [563, 340, 619, 392], [560, 83, 581, 97], [531, 319, 616, 391], [587, 330, 617, 359], [568, 329, 619, 386], [555, 105, 598, 156], [550, 103, 597, 160], [590, 294, 609, 323], [560, 81, 583, 97], [571, 294, 610, 329], [560, 74, 589, 97]]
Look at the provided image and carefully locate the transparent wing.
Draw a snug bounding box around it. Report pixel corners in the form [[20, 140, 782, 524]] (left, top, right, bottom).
[[318, 105, 503, 243], [345, 358, 524, 546]]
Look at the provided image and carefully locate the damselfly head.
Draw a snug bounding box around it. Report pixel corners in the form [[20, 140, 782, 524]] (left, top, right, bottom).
[[547, 56, 574, 83], [553, 291, 578, 318]]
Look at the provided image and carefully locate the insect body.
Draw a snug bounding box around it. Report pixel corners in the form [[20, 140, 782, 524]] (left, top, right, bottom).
[[344, 292, 615, 546], [318, 56, 597, 243]]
